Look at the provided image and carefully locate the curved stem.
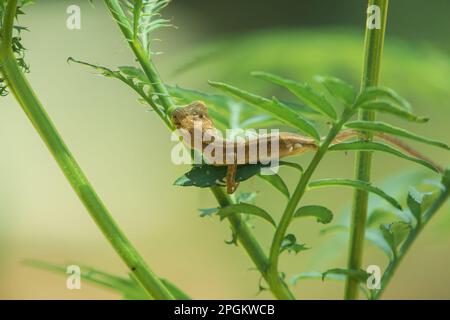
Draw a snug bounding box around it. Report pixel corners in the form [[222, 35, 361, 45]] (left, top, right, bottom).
[[345, 0, 389, 300], [211, 187, 295, 300], [0, 0, 173, 300], [372, 183, 449, 299], [268, 120, 346, 288], [103, 0, 295, 300]]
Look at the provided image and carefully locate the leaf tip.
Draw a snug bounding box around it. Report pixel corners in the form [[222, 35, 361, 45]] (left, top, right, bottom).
[[207, 80, 221, 88], [250, 71, 265, 77]]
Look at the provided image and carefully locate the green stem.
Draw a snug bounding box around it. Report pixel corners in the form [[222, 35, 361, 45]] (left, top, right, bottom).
[[119, 73, 173, 129], [211, 187, 295, 300], [345, 0, 389, 300], [268, 120, 347, 291], [372, 184, 450, 299], [103, 0, 295, 300], [104, 0, 176, 113], [0, 0, 173, 300]]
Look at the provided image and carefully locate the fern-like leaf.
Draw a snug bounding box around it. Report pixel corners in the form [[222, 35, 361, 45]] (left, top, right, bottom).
[[116, 0, 173, 53], [0, 0, 33, 96]]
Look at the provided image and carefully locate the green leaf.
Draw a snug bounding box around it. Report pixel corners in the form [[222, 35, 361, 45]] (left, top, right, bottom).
[[319, 225, 348, 236], [356, 99, 428, 123], [293, 205, 333, 224], [290, 271, 370, 298], [252, 71, 337, 120], [133, 0, 144, 39], [0, 0, 32, 97], [68, 57, 116, 77], [217, 203, 276, 227], [329, 141, 439, 173], [174, 163, 266, 188], [407, 187, 423, 224], [23, 259, 191, 300], [443, 169, 450, 189], [357, 86, 413, 111], [280, 234, 309, 254], [67, 59, 153, 94], [208, 81, 320, 140], [309, 178, 402, 210], [173, 166, 225, 188], [257, 173, 290, 198], [279, 160, 304, 173], [120, 0, 172, 49], [67, 58, 167, 118], [174, 162, 304, 189], [321, 268, 370, 283], [167, 85, 248, 131], [345, 121, 450, 150], [168, 85, 320, 131], [198, 207, 219, 218], [366, 229, 394, 259], [118, 66, 148, 82], [367, 208, 399, 228], [236, 192, 258, 204], [380, 221, 411, 255], [379, 224, 396, 254], [314, 75, 357, 107], [291, 271, 343, 284]]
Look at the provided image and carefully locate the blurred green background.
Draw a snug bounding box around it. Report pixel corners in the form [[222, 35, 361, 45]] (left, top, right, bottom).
[[0, 0, 449, 299]]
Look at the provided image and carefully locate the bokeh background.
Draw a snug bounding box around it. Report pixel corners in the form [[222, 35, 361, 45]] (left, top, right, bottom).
[[0, 0, 449, 299]]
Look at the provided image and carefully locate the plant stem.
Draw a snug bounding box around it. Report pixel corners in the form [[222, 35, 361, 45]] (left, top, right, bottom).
[[211, 187, 295, 300], [268, 120, 347, 292], [0, 0, 173, 300], [103, 0, 295, 300], [372, 182, 450, 299], [345, 0, 389, 300], [103, 0, 176, 113]]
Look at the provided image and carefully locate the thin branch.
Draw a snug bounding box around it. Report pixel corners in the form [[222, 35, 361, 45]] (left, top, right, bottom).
[[0, 0, 174, 300]]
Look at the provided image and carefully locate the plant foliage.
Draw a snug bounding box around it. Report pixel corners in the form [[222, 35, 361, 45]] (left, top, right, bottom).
[[0, 0, 33, 96], [11, 0, 448, 301]]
